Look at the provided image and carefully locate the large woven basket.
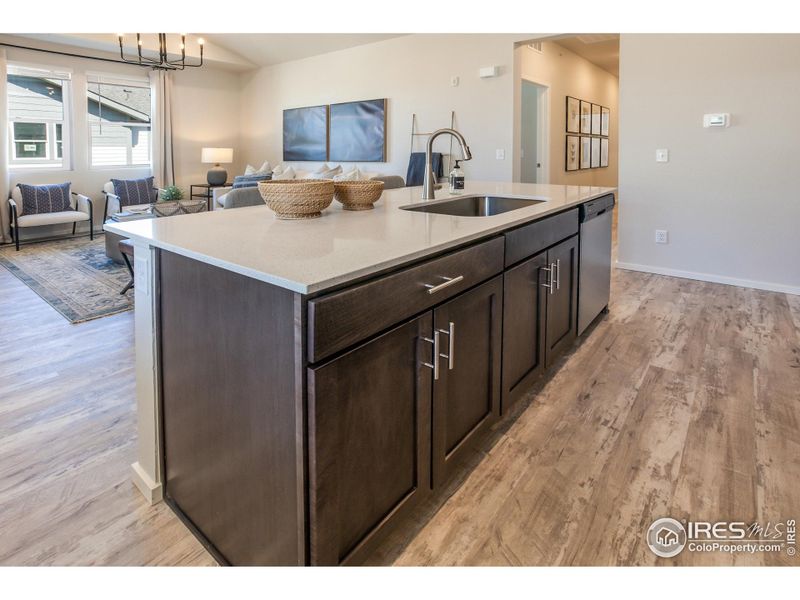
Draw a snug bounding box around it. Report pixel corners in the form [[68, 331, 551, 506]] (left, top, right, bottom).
[[333, 180, 385, 211], [258, 179, 335, 219]]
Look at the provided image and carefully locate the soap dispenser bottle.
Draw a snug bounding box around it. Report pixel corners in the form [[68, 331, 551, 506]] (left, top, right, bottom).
[[449, 160, 465, 194]]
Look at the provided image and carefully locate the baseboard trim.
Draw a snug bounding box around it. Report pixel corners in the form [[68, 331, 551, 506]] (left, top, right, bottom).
[[615, 261, 800, 296], [131, 461, 163, 505]]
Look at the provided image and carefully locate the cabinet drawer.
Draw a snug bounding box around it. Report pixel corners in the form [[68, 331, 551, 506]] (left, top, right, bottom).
[[504, 208, 579, 267], [308, 236, 504, 363]]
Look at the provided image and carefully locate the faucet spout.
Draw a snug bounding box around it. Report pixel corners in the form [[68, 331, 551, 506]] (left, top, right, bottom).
[[422, 128, 472, 200]]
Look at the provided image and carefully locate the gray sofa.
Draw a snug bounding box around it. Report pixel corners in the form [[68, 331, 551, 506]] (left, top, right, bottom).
[[215, 186, 263, 209]]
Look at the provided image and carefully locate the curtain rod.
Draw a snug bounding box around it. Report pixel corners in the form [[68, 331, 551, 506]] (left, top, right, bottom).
[[0, 42, 175, 70]]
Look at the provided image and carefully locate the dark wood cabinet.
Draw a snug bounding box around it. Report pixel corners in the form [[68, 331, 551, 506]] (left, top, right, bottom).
[[157, 196, 612, 566], [501, 252, 548, 413], [432, 276, 503, 486], [544, 234, 579, 368], [307, 314, 433, 566]]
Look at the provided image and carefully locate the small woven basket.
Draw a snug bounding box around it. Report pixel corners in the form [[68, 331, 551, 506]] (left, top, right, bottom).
[[333, 180, 385, 211], [258, 179, 335, 219]]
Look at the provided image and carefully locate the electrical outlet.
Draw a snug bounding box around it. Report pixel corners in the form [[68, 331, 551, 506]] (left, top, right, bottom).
[[655, 230, 669, 244], [450, 76, 460, 87], [496, 149, 505, 160], [656, 149, 669, 163]]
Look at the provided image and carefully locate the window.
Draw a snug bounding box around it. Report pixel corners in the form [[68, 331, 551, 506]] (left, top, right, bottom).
[[6, 65, 72, 169], [87, 75, 151, 168]]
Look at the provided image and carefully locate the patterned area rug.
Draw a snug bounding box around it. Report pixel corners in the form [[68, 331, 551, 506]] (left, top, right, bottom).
[[0, 236, 133, 324]]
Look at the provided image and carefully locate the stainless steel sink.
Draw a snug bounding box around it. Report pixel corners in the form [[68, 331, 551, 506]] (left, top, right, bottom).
[[401, 195, 544, 217]]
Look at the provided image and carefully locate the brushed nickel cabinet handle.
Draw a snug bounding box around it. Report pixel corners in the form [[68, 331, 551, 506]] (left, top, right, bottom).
[[541, 265, 552, 291], [555, 259, 561, 290], [424, 275, 464, 295], [438, 321, 455, 370], [420, 331, 440, 380]]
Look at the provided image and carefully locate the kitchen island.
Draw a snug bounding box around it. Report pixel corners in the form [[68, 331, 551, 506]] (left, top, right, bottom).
[[106, 182, 616, 566]]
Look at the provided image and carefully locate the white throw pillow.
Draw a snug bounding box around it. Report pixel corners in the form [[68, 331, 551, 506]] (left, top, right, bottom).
[[306, 165, 343, 180], [272, 166, 296, 180], [333, 167, 363, 182], [245, 161, 272, 176], [312, 163, 331, 174]]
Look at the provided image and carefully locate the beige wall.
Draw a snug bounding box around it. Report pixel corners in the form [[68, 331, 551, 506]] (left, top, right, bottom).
[[514, 40, 618, 187], [618, 34, 800, 294], [238, 34, 527, 182], [0, 36, 241, 236]]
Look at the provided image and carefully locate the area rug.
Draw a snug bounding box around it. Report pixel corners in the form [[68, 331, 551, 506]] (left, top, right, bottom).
[[0, 236, 133, 324]]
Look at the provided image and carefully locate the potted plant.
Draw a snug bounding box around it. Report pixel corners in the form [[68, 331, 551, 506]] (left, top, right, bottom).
[[159, 185, 185, 202]]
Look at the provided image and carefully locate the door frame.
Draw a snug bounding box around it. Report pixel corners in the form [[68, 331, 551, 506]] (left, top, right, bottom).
[[519, 77, 550, 185]]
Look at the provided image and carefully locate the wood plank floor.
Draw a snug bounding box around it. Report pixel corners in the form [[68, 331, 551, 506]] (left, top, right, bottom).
[[1, 228, 798, 566]]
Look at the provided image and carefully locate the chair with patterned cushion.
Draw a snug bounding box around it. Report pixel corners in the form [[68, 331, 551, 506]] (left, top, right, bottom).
[[102, 177, 159, 220], [8, 182, 93, 251]]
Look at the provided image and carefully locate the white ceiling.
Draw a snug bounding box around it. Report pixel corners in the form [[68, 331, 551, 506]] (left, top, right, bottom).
[[204, 34, 407, 67], [553, 34, 620, 77]]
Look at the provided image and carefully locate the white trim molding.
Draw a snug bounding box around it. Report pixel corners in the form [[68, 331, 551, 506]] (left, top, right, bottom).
[[131, 461, 163, 504], [615, 261, 800, 296]]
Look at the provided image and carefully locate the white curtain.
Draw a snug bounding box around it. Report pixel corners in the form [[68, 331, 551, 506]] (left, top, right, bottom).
[[149, 69, 175, 189], [0, 48, 11, 244]]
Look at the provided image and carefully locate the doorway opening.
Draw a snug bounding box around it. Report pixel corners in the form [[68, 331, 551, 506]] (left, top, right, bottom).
[[520, 80, 549, 184]]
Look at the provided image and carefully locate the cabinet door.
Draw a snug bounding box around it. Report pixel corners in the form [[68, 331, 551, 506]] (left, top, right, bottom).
[[308, 314, 433, 566], [501, 251, 548, 413], [544, 234, 579, 368], [432, 276, 503, 487]]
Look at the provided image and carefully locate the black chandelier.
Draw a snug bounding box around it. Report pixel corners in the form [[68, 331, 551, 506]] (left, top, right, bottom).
[[117, 33, 204, 70]]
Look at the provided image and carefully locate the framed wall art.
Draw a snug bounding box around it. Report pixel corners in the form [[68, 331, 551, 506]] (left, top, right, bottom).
[[600, 138, 609, 167], [591, 104, 601, 135], [566, 135, 580, 171], [580, 136, 592, 169], [329, 98, 387, 162], [601, 106, 610, 137], [580, 100, 591, 134], [591, 137, 601, 168], [566, 96, 580, 133], [283, 105, 328, 161]]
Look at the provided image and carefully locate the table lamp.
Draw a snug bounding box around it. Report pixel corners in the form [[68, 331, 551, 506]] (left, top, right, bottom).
[[201, 147, 233, 186]]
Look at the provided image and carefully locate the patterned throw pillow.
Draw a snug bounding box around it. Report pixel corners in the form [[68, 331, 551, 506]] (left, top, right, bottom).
[[17, 183, 73, 215], [111, 177, 156, 207]]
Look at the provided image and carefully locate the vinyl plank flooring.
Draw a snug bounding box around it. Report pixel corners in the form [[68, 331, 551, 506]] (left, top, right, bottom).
[[0, 266, 214, 566], [1, 220, 799, 566]]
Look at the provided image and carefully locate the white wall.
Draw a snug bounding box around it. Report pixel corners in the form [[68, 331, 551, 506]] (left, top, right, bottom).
[[238, 34, 525, 183], [515, 40, 618, 187], [617, 34, 800, 294], [171, 67, 243, 189], [0, 36, 241, 238]]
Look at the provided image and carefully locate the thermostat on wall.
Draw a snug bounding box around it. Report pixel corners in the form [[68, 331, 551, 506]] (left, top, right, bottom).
[[703, 113, 730, 128], [479, 66, 499, 78]]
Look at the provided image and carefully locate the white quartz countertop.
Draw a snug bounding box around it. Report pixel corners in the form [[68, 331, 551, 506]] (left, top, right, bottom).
[[105, 182, 616, 295]]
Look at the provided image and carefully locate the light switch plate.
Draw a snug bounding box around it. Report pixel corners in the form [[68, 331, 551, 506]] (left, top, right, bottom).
[[656, 149, 669, 163], [496, 149, 505, 160]]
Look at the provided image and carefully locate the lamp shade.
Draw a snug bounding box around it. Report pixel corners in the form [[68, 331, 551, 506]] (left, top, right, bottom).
[[201, 147, 233, 164]]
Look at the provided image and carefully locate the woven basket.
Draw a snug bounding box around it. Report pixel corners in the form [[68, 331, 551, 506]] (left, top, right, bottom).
[[333, 180, 385, 211], [258, 179, 335, 220]]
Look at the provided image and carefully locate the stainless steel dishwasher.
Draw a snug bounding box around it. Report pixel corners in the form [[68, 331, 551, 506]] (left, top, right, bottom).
[[578, 194, 615, 335]]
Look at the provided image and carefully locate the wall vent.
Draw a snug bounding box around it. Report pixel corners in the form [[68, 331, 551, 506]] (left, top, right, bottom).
[[527, 42, 543, 54]]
